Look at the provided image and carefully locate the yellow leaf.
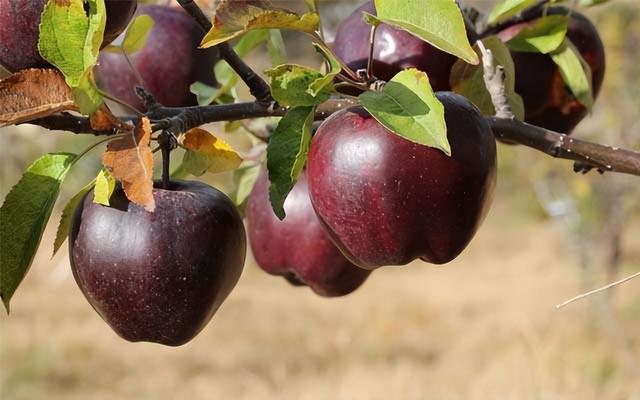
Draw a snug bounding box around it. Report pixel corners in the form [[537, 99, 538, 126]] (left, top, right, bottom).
[[93, 169, 116, 206], [181, 128, 243, 176]]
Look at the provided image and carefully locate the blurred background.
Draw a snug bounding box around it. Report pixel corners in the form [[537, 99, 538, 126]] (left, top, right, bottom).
[[2, 0, 640, 399]]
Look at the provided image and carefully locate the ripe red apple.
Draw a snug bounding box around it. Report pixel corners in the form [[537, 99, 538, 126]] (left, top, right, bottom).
[[97, 4, 219, 110], [246, 170, 370, 297], [0, 0, 137, 72], [69, 180, 246, 346], [332, 0, 457, 91], [496, 7, 605, 133], [307, 92, 496, 269]]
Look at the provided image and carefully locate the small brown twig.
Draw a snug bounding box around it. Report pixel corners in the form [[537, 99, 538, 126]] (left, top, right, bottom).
[[556, 271, 640, 309]]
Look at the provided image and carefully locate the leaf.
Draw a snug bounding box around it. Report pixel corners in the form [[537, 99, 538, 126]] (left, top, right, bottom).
[[89, 105, 124, 131], [37, 0, 105, 113], [580, 0, 609, 6], [181, 128, 243, 176], [93, 169, 116, 206], [550, 39, 594, 111], [232, 163, 262, 206], [450, 36, 525, 120], [267, 30, 287, 66], [506, 15, 568, 54], [373, 0, 478, 65], [0, 69, 78, 127], [488, 0, 537, 25], [122, 15, 154, 54], [265, 64, 330, 106], [101, 117, 155, 212], [309, 44, 340, 97], [201, 0, 320, 48], [360, 68, 450, 155], [1, 153, 77, 313], [53, 178, 95, 257], [267, 106, 315, 219]]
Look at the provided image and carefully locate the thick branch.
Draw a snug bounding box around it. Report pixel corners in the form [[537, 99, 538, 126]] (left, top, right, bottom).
[[175, 0, 272, 103], [489, 118, 640, 176]]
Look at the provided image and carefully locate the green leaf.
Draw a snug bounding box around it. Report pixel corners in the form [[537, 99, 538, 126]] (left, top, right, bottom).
[[53, 178, 95, 257], [506, 15, 568, 54], [232, 163, 262, 207], [550, 38, 594, 111], [93, 169, 116, 205], [360, 68, 450, 155], [580, 0, 609, 6], [488, 0, 537, 25], [309, 44, 340, 97], [122, 15, 154, 54], [267, 30, 288, 66], [373, 0, 478, 65], [38, 0, 105, 113], [267, 106, 315, 219], [72, 69, 103, 115], [265, 64, 330, 106], [1, 153, 77, 313], [450, 36, 525, 120], [201, 2, 319, 48]]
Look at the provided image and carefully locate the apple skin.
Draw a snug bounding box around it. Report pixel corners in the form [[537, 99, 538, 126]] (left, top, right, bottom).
[[69, 180, 246, 346], [245, 170, 370, 297], [97, 4, 219, 110], [332, 0, 457, 91], [497, 7, 605, 134], [0, 0, 137, 72], [307, 92, 496, 269]]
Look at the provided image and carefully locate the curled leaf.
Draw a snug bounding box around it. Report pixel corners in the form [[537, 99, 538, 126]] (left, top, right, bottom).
[[101, 117, 155, 211], [0, 69, 77, 127]]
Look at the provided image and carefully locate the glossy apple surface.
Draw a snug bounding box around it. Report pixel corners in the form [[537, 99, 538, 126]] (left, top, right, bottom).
[[332, 0, 457, 91], [69, 180, 246, 346], [97, 4, 219, 110], [0, 0, 137, 72], [246, 170, 370, 297], [307, 92, 496, 269], [497, 7, 605, 133]]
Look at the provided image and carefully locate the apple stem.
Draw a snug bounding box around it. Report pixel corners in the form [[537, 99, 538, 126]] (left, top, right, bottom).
[[366, 24, 379, 80], [158, 131, 176, 189]]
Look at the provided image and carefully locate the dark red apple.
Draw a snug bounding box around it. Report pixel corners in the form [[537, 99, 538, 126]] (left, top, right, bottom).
[[496, 7, 605, 133], [246, 170, 370, 297], [332, 0, 457, 91], [0, 0, 137, 72], [307, 92, 496, 269], [69, 180, 246, 346], [97, 4, 219, 110]]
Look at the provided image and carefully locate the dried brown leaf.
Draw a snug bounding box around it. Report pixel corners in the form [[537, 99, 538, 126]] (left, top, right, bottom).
[[101, 117, 155, 212], [89, 105, 125, 132], [0, 68, 78, 127]]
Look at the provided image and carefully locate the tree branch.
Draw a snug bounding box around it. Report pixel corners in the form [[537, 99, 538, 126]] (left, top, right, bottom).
[[489, 118, 640, 175], [174, 0, 273, 103]]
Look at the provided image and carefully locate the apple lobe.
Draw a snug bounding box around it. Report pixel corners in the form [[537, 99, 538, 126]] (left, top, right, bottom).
[[69, 180, 246, 346], [246, 170, 370, 297], [307, 92, 497, 269]]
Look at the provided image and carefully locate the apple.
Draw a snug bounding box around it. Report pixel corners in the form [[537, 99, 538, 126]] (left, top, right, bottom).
[[496, 7, 606, 133], [307, 92, 496, 269], [246, 170, 370, 297], [332, 0, 457, 91], [97, 4, 219, 110], [0, 0, 137, 72], [69, 180, 246, 346]]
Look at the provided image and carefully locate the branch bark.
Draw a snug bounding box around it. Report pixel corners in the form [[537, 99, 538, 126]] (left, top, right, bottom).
[[174, 0, 272, 103]]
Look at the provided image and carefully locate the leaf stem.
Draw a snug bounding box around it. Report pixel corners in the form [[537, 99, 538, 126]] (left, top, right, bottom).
[[367, 24, 379, 80]]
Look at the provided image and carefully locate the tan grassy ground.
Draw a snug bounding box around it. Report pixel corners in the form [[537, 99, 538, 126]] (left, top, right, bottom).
[[2, 186, 640, 400]]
